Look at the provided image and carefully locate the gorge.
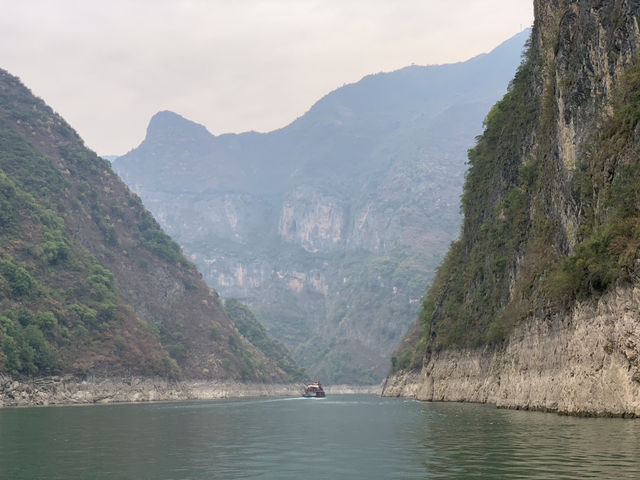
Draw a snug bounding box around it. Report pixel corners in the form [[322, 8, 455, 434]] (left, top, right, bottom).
[[113, 31, 528, 384]]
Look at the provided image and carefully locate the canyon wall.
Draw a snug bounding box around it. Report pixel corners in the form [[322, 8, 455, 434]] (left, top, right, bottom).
[[384, 283, 640, 416], [386, 1, 640, 416]]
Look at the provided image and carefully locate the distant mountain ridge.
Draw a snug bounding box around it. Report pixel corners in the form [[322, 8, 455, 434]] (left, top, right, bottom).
[[0, 68, 300, 382], [114, 30, 529, 384]]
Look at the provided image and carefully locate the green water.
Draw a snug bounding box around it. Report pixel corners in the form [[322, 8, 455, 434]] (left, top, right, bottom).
[[1, 395, 639, 479]]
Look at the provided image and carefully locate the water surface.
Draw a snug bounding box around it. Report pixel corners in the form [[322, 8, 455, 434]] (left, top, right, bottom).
[[1, 395, 639, 479]]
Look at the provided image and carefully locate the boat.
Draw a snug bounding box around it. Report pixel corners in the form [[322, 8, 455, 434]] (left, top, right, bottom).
[[302, 381, 325, 398]]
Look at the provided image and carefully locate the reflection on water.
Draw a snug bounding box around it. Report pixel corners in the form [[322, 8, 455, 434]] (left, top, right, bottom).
[[0, 395, 639, 479], [410, 402, 640, 479]]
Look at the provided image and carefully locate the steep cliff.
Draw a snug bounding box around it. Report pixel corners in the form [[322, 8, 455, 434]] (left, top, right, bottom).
[[113, 32, 527, 383], [0, 68, 297, 383], [386, 0, 640, 416]]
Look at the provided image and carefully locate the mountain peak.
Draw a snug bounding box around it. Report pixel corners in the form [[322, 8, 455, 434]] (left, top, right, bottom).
[[145, 110, 213, 145]]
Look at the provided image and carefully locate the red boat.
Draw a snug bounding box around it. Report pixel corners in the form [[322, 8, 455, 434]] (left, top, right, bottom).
[[302, 381, 326, 398]]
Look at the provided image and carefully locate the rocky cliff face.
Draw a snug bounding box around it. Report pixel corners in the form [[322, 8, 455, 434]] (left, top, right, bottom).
[[278, 188, 345, 253], [533, 0, 640, 255], [385, 0, 640, 415], [384, 284, 640, 417], [114, 32, 527, 384]]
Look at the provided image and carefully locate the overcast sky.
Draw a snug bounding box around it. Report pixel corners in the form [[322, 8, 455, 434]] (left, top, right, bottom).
[[1, 1, 533, 155]]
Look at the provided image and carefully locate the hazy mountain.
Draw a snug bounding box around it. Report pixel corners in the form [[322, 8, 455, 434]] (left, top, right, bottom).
[[114, 30, 529, 384], [0, 68, 300, 382]]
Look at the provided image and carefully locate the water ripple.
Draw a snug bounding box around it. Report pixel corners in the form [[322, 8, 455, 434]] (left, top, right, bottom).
[[1, 396, 640, 479]]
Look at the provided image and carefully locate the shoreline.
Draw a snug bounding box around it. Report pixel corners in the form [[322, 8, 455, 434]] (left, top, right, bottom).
[[382, 377, 640, 418], [0, 375, 382, 408], [381, 286, 640, 418]]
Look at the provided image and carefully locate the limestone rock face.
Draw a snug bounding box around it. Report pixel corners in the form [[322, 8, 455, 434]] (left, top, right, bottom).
[[278, 188, 345, 253], [384, 285, 640, 417], [532, 0, 640, 255]]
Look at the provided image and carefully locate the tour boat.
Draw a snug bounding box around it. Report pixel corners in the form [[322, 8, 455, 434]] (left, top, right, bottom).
[[302, 381, 326, 398]]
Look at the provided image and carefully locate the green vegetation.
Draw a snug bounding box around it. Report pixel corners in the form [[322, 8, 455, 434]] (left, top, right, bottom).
[[0, 85, 154, 376], [224, 299, 307, 381], [0, 166, 125, 374], [246, 244, 434, 383], [0, 67, 298, 383], [138, 213, 188, 266], [0, 256, 39, 298], [545, 54, 640, 301], [0, 309, 61, 375], [0, 126, 69, 202], [393, 41, 640, 374], [391, 44, 539, 364]]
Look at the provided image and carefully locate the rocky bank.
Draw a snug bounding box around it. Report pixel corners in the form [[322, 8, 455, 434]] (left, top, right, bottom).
[[0, 376, 382, 407], [0, 376, 303, 407], [383, 283, 640, 417]]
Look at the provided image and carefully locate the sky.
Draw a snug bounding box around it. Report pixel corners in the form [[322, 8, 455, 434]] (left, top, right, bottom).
[[0, 1, 534, 155]]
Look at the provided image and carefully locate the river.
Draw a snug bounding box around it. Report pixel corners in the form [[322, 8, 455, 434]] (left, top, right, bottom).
[[1, 394, 639, 479]]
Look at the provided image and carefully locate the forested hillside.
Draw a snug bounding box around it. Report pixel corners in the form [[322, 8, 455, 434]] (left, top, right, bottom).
[[0, 68, 299, 382]]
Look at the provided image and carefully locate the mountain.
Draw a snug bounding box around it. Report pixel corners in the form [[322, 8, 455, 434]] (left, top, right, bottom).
[[224, 298, 306, 381], [0, 68, 299, 382], [384, 1, 640, 416], [113, 31, 528, 384]]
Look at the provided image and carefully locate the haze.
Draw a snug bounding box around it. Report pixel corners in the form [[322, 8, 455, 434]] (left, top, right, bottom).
[[0, 0, 533, 155]]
